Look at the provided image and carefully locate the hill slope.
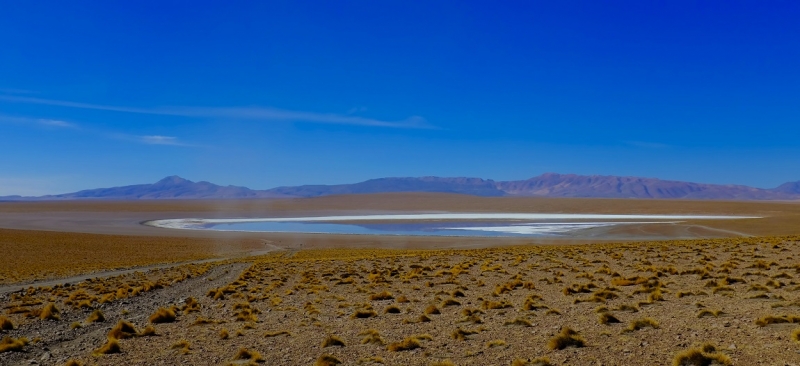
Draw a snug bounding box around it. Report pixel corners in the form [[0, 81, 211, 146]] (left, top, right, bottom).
[[2, 174, 799, 201]]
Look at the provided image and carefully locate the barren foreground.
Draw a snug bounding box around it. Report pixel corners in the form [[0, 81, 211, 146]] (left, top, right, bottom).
[[3, 236, 800, 365]]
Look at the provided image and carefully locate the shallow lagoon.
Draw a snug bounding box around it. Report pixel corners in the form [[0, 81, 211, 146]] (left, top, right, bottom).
[[148, 213, 754, 238]]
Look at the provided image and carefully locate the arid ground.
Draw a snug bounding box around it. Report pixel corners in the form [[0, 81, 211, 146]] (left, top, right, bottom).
[[2, 194, 800, 365]]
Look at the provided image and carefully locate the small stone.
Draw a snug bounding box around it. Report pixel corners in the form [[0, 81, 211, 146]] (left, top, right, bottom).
[[728, 344, 736, 350]]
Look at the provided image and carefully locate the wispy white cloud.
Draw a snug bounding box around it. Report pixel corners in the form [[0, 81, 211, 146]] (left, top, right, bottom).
[[0, 95, 433, 129], [0, 114, 78, 129], [109, 133, 194, 147]]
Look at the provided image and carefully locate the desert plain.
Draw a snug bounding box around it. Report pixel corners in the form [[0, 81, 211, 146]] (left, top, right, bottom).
[[2, 193, 800, 365]]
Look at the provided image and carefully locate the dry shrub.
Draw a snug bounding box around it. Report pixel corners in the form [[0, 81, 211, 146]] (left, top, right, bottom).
[[315, 354, 342, 366], [755, 315, 800, 326], [0, 336, 28, 352], [370, 291, 394, 301], [322, 335, 346, 347], [487, 339, 507, 348], [598, 313, 621, 324], [359, 329, 386, 345], [385, 305, 402, 314], [108, 320, 139, 339], [351, 309, 378, 319], [388, 337, 421, 351], [503, 318, 532, 327], [451, 327, 480, 341], [672, 343, 732, 366], [219, 329, 230, 340], [86, 309, 105, 323], [64, 360, 83, 366], [425, 305, 441, 315], [441, 298, 461, 307], [793, 328, 800, 343], [93, 337, 121, 356], [697, 310, 723, 318], [625, 318, 659, 332], [140, 325, 157, 337], [149, 307, 177, 323], [264, 330, 291, 337], [547, 327, 585, 350], [171, 339, 191, 354], [430, 360, 455, 366], [233, 348, 264, 363], [40, 303, 60, 320], [0, 317, 14, 330]]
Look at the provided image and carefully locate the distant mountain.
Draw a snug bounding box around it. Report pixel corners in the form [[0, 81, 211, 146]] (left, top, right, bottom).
[[2, 174, 799, 201], [28, 176, 287, 200]]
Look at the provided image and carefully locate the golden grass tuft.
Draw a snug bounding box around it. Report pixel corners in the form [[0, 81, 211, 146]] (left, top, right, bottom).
[[624, 318, 659, 332], [697, 310, 723, 318], [149, 307, 177, 323], [233, 348, 265, 362], [384, 305, 402, 314], [430, 360, 455, 366], [451, 327, 480, 341], [86, 309, 105, 323], [0, 336, 28, 353], [598, 312, 621, 324], [170, 339, 191, 354], [387, 336, 421, 351], [108, 320, 139, 339], [672, 343, 732, 366], [64, 360, 83, 366], [140, 325, 157, 337], [487, 339, 507, 348], [264, 330, 291, 337], [755, 314, 800, 326], [424, 305, 442, 315], [441, 298, 461, 307], [351, 309, 378, 319], [0, 316, 14, 330], [547, 327, 585, 350], [93, 337, 121, 356], [360, 329, 386, 345], [503, 317, 532, 327], [219, 329, 229, 340], [315, 354, 343, 366], [370, 291, 394, 301], [40, 302, 60, 320], [322, 335, 346, 347]]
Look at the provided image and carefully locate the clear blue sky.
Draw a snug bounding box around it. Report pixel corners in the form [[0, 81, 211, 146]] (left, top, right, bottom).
[[1, 1, 799, 195]]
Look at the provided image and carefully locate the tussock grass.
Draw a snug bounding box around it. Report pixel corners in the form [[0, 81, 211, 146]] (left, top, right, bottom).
[[360, 329, 386, 345], [697, 310, 723, 318], [264, 330, 291, 337], [322, 335, 346, 347], [0, 336, 28, 353], [0, 316, 14, 330], [233, 348, 264, 363], [140, 325, 157, 337], [384, 305, 402, 314], [598, 312, 621, 324], [624, 318, 659, 332], [755, 315, 800, 326], [487, 339, 507, 348], [86, 309, 105, 323], [64, 360, 83, 366], [351, 309, 378, 319], [170, 339, 191, 354], [672, 343, 732, 366], [149, 307, 177, 323], [108, 320, 139, 339], [370, 291, 394, 301], [40, 302, 60, 320], [451, 327, 480, 340], [441, 298, 461, 307], [219, 329, 229, 339], [315, 354, 342, 366], [93, 337, 121, 356], [424, 305, 441, 315], [547, 327, 585, 350], [503, 317, 532, 327], [792, 328, 800, 343], [430, 360, 455, 366], [387, 337, 421, 351]]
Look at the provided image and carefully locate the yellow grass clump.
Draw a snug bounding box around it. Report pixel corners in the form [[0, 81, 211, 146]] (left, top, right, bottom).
[[93, 337, 121, 356], [86, 309, 105, 323], [0, 336, 28, 353], [547, 327, 585, 350], [315, 354, 342, 366], [672, 343, 732, 366], [233, 348, 264, 363], [388, 336, 421, 352], [0, 316, 14, 330], [149, 307, 177, 323], [322, 335, 346, 347]]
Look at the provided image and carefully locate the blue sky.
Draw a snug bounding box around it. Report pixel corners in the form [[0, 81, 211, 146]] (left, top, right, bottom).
[[1, 1, 799, 195]]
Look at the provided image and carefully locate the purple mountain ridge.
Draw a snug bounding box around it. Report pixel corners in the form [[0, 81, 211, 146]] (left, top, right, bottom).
[[2, 173, 799, 201]]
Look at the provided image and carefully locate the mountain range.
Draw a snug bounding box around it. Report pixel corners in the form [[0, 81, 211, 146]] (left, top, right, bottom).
[[2, 173, 799, 201]]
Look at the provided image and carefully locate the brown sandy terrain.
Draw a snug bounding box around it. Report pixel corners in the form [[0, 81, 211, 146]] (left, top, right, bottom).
[[3, 195, 800, 365]]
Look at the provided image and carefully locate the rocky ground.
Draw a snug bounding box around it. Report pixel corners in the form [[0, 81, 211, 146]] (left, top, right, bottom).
[[3, 236, 800, 365]]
